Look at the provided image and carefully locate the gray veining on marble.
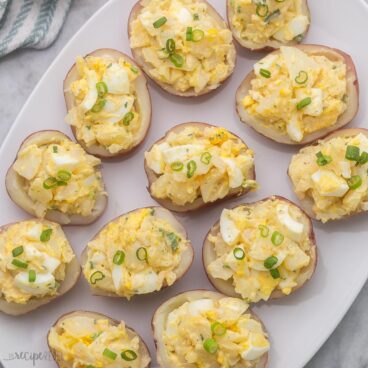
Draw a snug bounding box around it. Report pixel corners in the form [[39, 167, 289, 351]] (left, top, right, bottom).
[[0, 1, 367, 367]]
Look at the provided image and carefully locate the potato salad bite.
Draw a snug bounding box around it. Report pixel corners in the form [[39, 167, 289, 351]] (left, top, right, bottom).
[[129, 0, 236, 96], [203, 196, 317, 302], [6, 131, 107, 225], [153, 290, 269, 368], [227, 0, 311, 51], [48, 311, 151, 368], [64, 49, 151, 158], [236, 45, 359, 144], [82, 207, 193, 299], [0, 220, 80, 315], [289, 129, 368, 222], [145, 123, 256, 212]]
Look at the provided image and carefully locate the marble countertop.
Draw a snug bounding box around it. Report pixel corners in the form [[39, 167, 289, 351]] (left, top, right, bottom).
[[0, 1, 367, 367]]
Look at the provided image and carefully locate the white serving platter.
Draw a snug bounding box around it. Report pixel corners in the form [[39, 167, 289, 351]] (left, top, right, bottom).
[[0, 0, 367, 367]]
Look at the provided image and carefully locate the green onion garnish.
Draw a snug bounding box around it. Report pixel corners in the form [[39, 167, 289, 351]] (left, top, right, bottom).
[[264, 256, 278, 269], [233, 247, 245, 260], [12, 246, 24, 257], [295, 70, 308, 84], [201, 152, 212, 165], [258, 225, 269, 238], [316, 151, 332, 166], [96, 81, 108, 98], [358, 151, 368, 165], [43, 177, 58, 189], [57, 170, 72, 182], [264, 8, 281, 23], [275, 0, 285, 2], [103, 348, 117, 360], [190, 29, 205, 42], [211, 322, 227, 336], [113, 250, 125, 265], [91, 99, 106, 113], [260, 68, 271, 78], [12, 259, 28, 269], [271, 231, 284, 246], [28, 270, 36, 283], [123, 112, 134, 126], [171, 161, 184, 171], [347, 175, 362, 190], [136, 247, 148, 261], [203, 338, 218, 354], [270, 268, 281, 279], [121, 350, 138, 361], [297, 97, 312, 110], [256, 4, 269, 17], [40, 228, 53, 242], [186, 27, 193, 41], [169, 53, 184, 68], [90, 271, 105, 285], [53, 146, 58, 153], [130, 65, 138, 74], [166, 38, 176, 54], [345, 145, 360, 161], [153, 16, 167, 28], [193, 13, 199, 20], [187, 160, 197, 178], [166, 232, 181, 251]]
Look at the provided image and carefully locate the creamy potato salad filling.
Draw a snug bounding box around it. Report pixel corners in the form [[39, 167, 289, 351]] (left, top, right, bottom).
[[0, 221, 75, 304], [230, 0, 309, 46], [208, 199, 312, 302], [48, 315, 149, 368], [145, 126, 255, 206], [66, 55, 141, 154], [163, 297, 269, 367], [83, 208, 188, 299], [130, 0, 235, 94], [13, 138, 104, 217], [243, 46, 348, 142], [289, 133, 368, 222]]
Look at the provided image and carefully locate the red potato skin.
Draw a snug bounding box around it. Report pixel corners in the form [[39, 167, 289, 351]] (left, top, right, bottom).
[[144, 122, 257, 213], [202, 195, 318, 301], [63, 49, 152, 159]]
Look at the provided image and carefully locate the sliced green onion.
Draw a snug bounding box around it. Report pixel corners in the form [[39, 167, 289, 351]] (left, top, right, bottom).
[[12, 259, 28, 269], [86, 365, 96, 368], [193, 13, 199, 20], [270, 268, 280, 279], [258, 225, 269, 238], [121, 350, 138, 361], [57, 170, 72, 182], [169, 53, 184, 68], [186, 27, 193, 41], [56, 180, 67, 187], [187, 160, 197, 178], [294, 34, 304, 42], [345, 145, 360, 161], [201, 152, 212, 165], [271, 231, 284, 246], [347, 175, 362, 190], [264, 8, 281, 23], [203, 338, 218, 354], [43, 177, 58, 189], [260, 68, 271, 78], [211, 322, 227, 336], [136, 247, 148, 261], [153, 17, 167, 29], [264, 256, 278, 269], [296, 97, 312, 110], [123, 112, 134, 126], [166, 38, 176, 54], [192, 29, 204, 42], [256, 4, 269, 17], [40, 228, 53, 242], [233, 247, 245, 260], [316, 151, 332, 166], [90, 271, 105, 285], [96, 81, 108, 97], [275, 0, 285, 2], [130, 65, 138, 74], [29, 270, 36, 283], [166, 232, 181, 251], [91, 99, 106, 113], [53, 146, 58, 153], [113, 250, 125, 265], [103, 348, 117, 360], [12, 246, 24, 257], [295, 70, 308, 84], [171, 161, 184, 171], [358, 151, 368, 165]]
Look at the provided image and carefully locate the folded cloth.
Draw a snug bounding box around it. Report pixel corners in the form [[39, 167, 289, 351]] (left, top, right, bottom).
[[0, 0, 73, 58]]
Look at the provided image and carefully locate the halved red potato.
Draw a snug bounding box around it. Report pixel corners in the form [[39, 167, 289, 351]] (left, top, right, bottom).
[[0, 219, 80, 316], [153, 290, 269, 368], [48, 310, 151, 367], [81, 206, 193, 299], [203, 196, 317, 302], [227, 0, 311, 51], [64, 49, 151, 159], [236, 45, 359, 145], [144, 122, 256, 212], [288, 128, 368, 222], [128, 0, 237, 97], [5, 130, 108, 225]]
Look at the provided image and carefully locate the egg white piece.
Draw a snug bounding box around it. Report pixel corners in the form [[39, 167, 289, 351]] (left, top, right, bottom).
[[103, 63, 130, 95], [220, 209, 240, 245], [112, 265, 123, 290], [311, 170, 349, 197], [14, 272, 55, 295], [254, 54, 278, 76], [276, 203, 304, 235], [339, 161, 351, 179], [241, 344, 270, 361], [222, 158, 244, 188], [187, 299, 214, 316], [80, 70, 99, 111], [287, 115, 303, 143], [131, 270, 159, 294], [26, 224, 43, 241], [101, 95, 135, 124], [176, 7, 192, 25], [50, 153, 80, 171], [274, 15, 309, 42], [161, 144, 205, 164]]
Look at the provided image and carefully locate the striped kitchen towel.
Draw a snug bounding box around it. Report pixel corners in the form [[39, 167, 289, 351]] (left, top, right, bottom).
[[0, 0, 73, 58]]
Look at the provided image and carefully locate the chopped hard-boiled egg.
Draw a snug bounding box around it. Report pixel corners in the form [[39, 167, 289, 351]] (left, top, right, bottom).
[[145, 125, 256, 206], [0, 220, 75, 304], [207, 197, 313, 302], [162, 296, 270, 367]]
